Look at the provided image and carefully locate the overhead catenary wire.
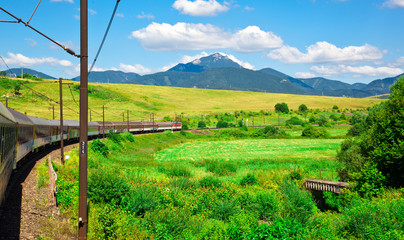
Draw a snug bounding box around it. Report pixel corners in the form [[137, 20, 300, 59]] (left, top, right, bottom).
[[0, 7, 79, 58], [88, 0, 121, 76], [27, 0, 42, 25]]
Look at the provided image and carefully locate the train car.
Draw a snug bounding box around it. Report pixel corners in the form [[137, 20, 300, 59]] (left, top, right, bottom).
[[7, 108, 35, 163], [0, 103, 17, 205]]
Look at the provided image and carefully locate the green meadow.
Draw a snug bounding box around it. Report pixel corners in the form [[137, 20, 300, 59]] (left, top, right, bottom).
[[51, 126, 403, 239]]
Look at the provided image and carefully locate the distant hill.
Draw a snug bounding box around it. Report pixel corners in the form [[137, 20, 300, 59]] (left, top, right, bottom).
[[361, 74, 404, 95], [168, 53, 243, 73], [72, 70, 140, 83], [3, 68, 56, 79], [132, 67, 306, 94]]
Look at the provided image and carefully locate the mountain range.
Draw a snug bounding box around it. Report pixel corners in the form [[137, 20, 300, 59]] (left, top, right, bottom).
[[3, 53, 402, 98]]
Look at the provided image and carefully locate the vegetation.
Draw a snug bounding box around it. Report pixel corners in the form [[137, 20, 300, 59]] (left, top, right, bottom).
[[337, 77, 404, 190], [275, 102, 289, 114]]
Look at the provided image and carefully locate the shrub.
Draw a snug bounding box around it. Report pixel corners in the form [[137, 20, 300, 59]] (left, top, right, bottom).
[[206, 160, 237, 176], [285, 116, 305, 126], [248, 218, 304, 239], [199, 176, 222, 188], [275, 102, 289, 114], [198, 121, 207, 129], [298, 104, 308, 112], [317, 114, 330, 127], [301, 126, 329, 138], [213, 199, 239, 221], [90, 138, 109, 156], [332, 105, 339, 110], [255, 191, 280, 220], [281, 179, 317, 224], [159, 164, 192, 177], [181, 123, 189, 130], [216, 120, 229, 128], [107, 131, 123, 143], [240, 173, 258, 186], [143, 208, 192, 239], [122, 185, 159, 217], [88, 170, 130, 205], [171, 177, 195, 189], [121, 132, 135, 142]]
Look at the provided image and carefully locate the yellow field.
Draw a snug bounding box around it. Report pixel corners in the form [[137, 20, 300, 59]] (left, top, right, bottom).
[[2, 77, 383, 121]]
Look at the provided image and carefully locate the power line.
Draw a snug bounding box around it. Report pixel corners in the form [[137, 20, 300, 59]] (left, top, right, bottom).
[[88, 0, 121, 75], [0, 7, 79, 58]]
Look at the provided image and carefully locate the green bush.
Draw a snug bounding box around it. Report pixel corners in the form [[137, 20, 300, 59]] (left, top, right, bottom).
[[90, 138, 109, 156], [255, 191, 280, 220], [199, 176, 222, 188], [248, 218, 304, 239], [216, 120, 229, 128], [213, 199, 239, 221], [285, 116, 305, 126], [122, 185, 159, 217], [159, 164, 192, 177], [302, 125, 330, 138], [240, 173, 258, 186], [121, 132, 135, 142], [275, 102, 289, 114], [206, 160, 237, 176], [88, 170, 130, 205], [342, 198, 404, 239], [281, 179, 317, 224], [107, 132, 123, 143], [198, 121, 207, 129], [171, 177, 195, 189], [143, 208, 193, 239]]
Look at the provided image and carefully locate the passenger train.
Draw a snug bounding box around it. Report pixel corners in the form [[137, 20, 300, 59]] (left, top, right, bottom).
[[0, 102, 182, 205]]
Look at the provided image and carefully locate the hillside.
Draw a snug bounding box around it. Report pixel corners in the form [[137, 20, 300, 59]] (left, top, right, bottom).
[[1, 76, 383, 121], [72, 70, 140, 83]]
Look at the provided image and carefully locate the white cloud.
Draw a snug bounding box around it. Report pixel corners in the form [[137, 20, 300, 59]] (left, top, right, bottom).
[[232, 26, 283, 52], [137, 12, 155, 19], [119, 63, 152, 75], [51, 0, 74, 3], [173, 0, 229, 16], [383, 0, 404, 8], [295, 72, 316, 78], [4, 52, 73, 67], [50, 40, 79, 50], [89, 9, 97, 15], [311, 64, 403, 78], [24, 38, 37, 47], [268, 42, 383, 64], [131, 22, 282, 52], [116, 13, 124, 18], [244, 6, 254, 11], [389, 57, 404, 67], [179, 52, 210, 63]]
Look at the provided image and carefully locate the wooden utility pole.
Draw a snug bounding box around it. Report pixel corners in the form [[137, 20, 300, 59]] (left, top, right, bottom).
[[78, 0, 88, 238], [53, 105, 55, 120], [127, 110, 129, 132], [59, 78, 64, 165], [5, 96, 8, 108], [103, 105, 105, 139]]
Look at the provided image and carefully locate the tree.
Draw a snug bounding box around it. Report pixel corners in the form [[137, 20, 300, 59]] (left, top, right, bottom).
[[0, 71, 6, 76], [337, 77, 404, 188], [198, 121, 207, 129], [14, 84, 21, 95], [275, 103, 289, 114], [332, 105, 339, 110], [298, 104, 308, 112]]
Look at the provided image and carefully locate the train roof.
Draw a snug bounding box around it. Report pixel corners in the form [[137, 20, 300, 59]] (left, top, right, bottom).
[[0, 102, 16, 122], [7, 108, 34, 125], [28, 116, 58, 126]]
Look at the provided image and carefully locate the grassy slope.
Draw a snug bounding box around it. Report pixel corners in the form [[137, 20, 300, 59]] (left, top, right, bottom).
[[1, 77, 382, 121]]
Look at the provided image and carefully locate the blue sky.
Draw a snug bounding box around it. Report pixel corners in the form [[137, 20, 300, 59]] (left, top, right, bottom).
[[1, 0, 403, 83]]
